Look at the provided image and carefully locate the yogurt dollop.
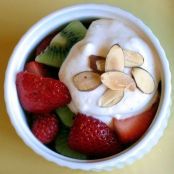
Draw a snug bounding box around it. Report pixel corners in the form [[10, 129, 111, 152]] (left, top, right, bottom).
[[59, 19, 160, 124]]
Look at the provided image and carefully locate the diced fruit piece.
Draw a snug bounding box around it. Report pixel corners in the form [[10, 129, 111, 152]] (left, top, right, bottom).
[[25, 61, 48, 77], [55, 128, 87, 159], [73, 71, 101, 91], [32, 113, 59, 144], [68, 114, 121, 157], [105, 44, 124, 72], [101, 71, 136, 91], [89, 55, 105, 72], [50, 33, 67, 48], [132, 67, 155, 94], [113, 97, 159, 144], [16, 72, 71, 113], [50, 21, 86, 48], [98, 89, 124, 107], [56, 106, 74, 127], [123, 49, 144, 67], [36, 33, 56, 55], [35, 21, 87, 68], [36, 46, 66, 68]]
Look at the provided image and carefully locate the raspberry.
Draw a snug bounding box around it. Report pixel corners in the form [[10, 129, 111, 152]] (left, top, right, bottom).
[[32, 113, 59, 144]]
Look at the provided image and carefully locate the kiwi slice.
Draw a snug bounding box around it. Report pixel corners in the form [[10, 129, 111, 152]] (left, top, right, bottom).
[[56, 106, 74, 127], [55, 128, 87, 160], [35, 21, 87, 68]]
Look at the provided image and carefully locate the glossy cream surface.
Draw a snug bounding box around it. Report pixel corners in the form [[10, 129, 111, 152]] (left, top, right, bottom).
[[59, 19, 160, 124]]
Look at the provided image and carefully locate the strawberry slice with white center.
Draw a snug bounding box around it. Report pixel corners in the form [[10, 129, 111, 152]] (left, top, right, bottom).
[[113, 97, 159, 144]]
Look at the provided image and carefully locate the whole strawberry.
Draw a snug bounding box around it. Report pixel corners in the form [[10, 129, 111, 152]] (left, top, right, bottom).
[[32, 113, 59, 144], [16, 72, 71, 113], [68, 114, 121, 157]]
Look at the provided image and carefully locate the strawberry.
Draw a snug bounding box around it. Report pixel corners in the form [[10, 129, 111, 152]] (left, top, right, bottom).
[[68, 114, 121, 157], [32, 113, 59, 144], [36, 33, 56, 55], [16, 72, 71, 113], [113, 99, 159, 144], [25, 61, 48, 77]]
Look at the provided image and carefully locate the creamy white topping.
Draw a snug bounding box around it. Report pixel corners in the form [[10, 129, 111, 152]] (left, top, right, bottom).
[[59, 19, 160, 124]]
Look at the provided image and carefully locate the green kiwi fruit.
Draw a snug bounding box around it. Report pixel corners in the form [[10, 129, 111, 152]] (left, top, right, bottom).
[[35, 20, 87, 68], [56, 106, 74, 127], [55, 128, 87, 160]]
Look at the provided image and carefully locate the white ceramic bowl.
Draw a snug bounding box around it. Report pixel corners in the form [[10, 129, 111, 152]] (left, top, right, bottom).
[[4, 4, 171, 171]]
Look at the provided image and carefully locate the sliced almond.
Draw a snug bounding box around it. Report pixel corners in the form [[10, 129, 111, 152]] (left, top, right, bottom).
[[124, 50, 144, 67], [127, 82, 137, 91], [132, 67, 155, 94], [89, 55, 105, 72], [98, 89, 124, 107], [96, 60, 105, 71], [73, 71, 101, 91], [101, 71, 136, 91], [105, 44, 124, 72]]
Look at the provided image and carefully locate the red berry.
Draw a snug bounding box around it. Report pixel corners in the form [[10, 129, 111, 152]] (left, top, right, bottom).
[[25, 61, 48, 77], [16, 72, 71, 113], [68, 114, 121, 157], [113, 98, 159, 144], [36, 33, 56, 55], [32, 113, 59, 144]]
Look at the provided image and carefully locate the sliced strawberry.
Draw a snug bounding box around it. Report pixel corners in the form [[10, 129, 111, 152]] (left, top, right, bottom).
[[68, 114, 122, 157], [16, 72, 71, 113], [36, 33, 56, 55], [113, 99, 159, 144], [25, 61, 48, 77]]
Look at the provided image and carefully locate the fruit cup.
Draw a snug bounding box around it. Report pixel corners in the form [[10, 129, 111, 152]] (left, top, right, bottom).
[[4, 4, 171, 171]]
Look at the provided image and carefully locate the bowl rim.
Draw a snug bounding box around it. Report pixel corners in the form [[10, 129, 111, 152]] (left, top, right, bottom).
[[4, 3, 171, 171]]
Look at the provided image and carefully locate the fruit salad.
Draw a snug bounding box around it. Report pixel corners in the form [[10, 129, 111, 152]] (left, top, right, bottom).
[[16, 19, 160, 159]]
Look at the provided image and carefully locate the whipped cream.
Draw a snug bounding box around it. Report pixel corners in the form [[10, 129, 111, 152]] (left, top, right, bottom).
[[59, 19, 160, 124]]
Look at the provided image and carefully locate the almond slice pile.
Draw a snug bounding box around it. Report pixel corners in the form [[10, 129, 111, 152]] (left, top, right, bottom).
[[101, 71, 136, 91], [73, 44, 155, 107]]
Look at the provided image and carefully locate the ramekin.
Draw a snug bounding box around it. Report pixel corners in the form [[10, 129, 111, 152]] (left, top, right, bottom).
[[4, 4, 171, 171]]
